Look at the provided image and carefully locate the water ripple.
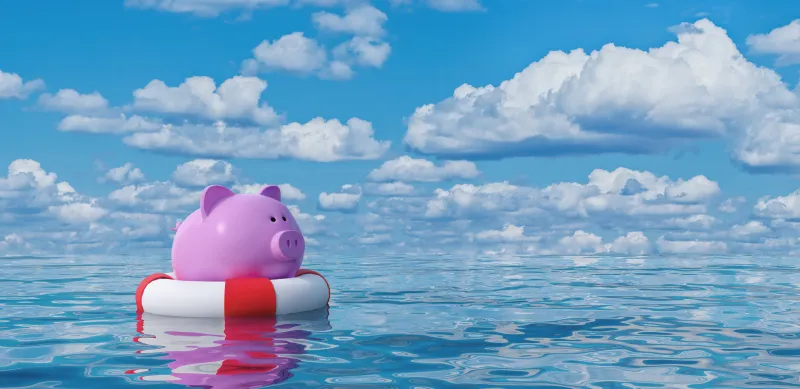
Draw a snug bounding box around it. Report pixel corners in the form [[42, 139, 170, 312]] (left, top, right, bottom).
[[1, 254, 799, 388]]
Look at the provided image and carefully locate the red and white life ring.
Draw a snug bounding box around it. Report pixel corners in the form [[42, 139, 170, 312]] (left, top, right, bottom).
[[135, 269, 330, 318]]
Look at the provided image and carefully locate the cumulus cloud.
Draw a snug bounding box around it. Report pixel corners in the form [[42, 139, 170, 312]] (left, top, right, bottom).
[[746, 19, 800, 66], [318, 184, 361, 212], [719, 196, 746, 213], [241, 32, 329, 76], [312, 4, 387, 37], [402, 19, 800, 173], [131, 76, 278, 125], [422, 167, 720, 220], [656, 237, 728, 254], [242, 5, 391, 79], [0, 159, 107, 226], [730, 221, 770, 237], [363, 181, 416, 196], [172, 159, 237, 187], [468, 224, 533, 243], [57, 114, 162, 134], [233, 183, 307, 201], [0, 69, 45, 99], [754, 189, 800, 219], [367, 156, 479, 182], [102, 163, 146, 185], [38, 89, 108, 113], [123, 118, 389, 162]]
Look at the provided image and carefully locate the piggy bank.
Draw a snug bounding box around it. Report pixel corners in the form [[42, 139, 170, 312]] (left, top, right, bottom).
[[171, 184, 305, 281]]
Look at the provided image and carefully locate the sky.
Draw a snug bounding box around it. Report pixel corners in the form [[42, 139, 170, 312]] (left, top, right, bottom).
[[0, 0, 799, 257]]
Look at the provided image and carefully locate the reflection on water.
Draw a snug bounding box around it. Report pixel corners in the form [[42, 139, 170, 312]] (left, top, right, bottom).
[[2, 254, 800, 388], [128, 309, 331, 388]]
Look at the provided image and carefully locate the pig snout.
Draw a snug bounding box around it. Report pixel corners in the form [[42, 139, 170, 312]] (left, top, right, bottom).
[[270, 230, 305, 261]]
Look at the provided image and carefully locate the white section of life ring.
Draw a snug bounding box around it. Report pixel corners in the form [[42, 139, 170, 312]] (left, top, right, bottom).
[[275, 273, 329, 315], [141, 274, 226, 318], [139, 272, 329, 318]]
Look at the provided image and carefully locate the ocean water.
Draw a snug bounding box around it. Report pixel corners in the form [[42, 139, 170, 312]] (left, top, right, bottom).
[[1, 254, 799, 388]]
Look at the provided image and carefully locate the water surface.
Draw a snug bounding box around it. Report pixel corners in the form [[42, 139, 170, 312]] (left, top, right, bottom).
[[1, 254, 799, 388]]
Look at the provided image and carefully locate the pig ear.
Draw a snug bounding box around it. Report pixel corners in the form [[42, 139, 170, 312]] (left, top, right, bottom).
[[259, 185, 281, 202], [201, 185, 235, 220]]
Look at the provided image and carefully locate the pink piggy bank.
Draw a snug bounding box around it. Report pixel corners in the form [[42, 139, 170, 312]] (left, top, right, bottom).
[[171, 184, 305, 281]]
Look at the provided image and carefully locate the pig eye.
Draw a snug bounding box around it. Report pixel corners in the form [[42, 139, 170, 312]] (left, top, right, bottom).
[[281, 216, 287, 221], [270, 217, 277, 222]]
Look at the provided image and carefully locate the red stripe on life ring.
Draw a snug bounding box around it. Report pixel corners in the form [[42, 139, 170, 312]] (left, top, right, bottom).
[[224, 278, 277, 317], [295, 269, 330, 305], [136, 273, 173, 314]]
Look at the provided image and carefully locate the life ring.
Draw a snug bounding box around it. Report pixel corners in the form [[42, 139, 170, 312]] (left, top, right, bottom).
[[135, 269, 330, 318]]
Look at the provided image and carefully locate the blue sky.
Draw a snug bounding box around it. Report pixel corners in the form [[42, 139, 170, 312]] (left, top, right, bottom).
[[0, 0, 799, 256]]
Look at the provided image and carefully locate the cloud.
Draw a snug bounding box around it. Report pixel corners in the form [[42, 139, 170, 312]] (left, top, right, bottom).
[[746, 19, 800, 66], [655, 237, 728, 254], [402, 19, 800, 173], [172, 159, 237, 187], [312, 4, 388, 37], [0, 69, 45, 99], [718, 196, 746, 213], [58, 114, 162, 134], [0, 159, 107, 227], [331, 36, 391, 69], [609, 231, 653, 255], [122, 117, 389, 161], [363, 181, 416, 196], [38, 89, 109, 113], [318, 184, 361, 212], [102, 163, 146, 185], [754, 189, 800, 219], [242, 31, 391, 80], [468, 224, 534, 243], [131, 76, 278, 125], [730, 221, 770, 237], [0, 157, 332, 255], [47, 74, 389, 161], [241, 32, 330, 76], [233, 183, 307, 201], [367, 156, 479, 182], [421, 167, 720, 220]]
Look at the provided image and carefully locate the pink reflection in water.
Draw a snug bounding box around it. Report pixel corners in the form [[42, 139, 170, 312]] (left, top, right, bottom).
[[129, 309, 331, 388]]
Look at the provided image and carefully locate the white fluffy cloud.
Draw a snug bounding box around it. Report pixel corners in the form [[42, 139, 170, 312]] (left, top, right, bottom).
[[363, 181, 416, 196], [367, 156, 479, 182], [131, 76, 278, 125], [241, 32, 330, 76], [103, 163, 146, 185], [403, 19, 800, 172], [318, 184, 361, 212], [746, 19, 800, 66], [233, 183, 307, 201], [48, 73, 389, 162], [754, 189, 800, 219], [58, 114, 162, 134], [242, 5, 391, 79], [172, 159, 237, 187], [0, 69, 45, 99], [123, 118, 389, 161], [312, 4, 387, 37], [422, 167, 720, 220], [0, 159, 109, 227], [38, 89, 108, 113]]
